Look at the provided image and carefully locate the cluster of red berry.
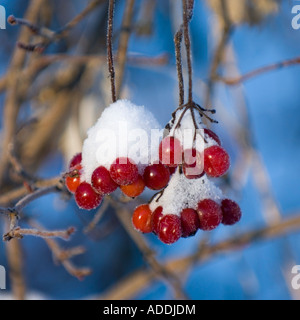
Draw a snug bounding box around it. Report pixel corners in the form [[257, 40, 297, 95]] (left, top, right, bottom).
[[65, 153, 172, 210], [64, 110, 241, 245], [132, 127, 241, 244]]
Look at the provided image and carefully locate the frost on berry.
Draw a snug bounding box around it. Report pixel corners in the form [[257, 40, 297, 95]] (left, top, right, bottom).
[[159, 136, 182, 167], [221, 199, 242, 225], [157, 214, 182, 244], [120, 175, 145, 197], [204, 145, 230, 177], [151, 206, 163, 235], [69, 152, 82, 169], [91, 166, 118, 194], [180, 208, 200, 238], [110, 157, 139, 185], [197, 199, 222, 231], [204, 128, 221, 146], [143, 163, 170, 190], [75, 182, 103, 210], [65, 164, 82, 194], [132, 204, 152, 233], [182, 148, 204, 179]]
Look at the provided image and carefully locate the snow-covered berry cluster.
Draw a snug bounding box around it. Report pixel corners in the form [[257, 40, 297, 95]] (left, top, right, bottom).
[[64, 99, 242, 245]]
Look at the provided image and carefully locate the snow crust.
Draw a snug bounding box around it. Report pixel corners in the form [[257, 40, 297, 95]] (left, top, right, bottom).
[[149, 170, 223, 216], [81, 100, 162, 182]]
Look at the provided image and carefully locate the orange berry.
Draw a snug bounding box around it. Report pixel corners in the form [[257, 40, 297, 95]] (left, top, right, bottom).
[[132, 204, 152, 233], [120, 175, 145, 197]]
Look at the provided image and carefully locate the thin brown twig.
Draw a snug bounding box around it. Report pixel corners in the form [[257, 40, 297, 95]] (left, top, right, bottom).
[[29, 222, 91, 281], [9, 0, 107, 52], [3, 226, 76, 242], [100, 211, 300, 300], [84, 198, 110, 234], [114, 205, 189, 300], [174, 27, 184, 106], [0, 0, 45, 186], [217, 56, 300, 86], [14, 185, 62, 213], [61, 0, 107, 34], [0, 176, 62, 206], [107, 0, 117, 103], [5, 237, 26, 300], [182, 0, 194, 104]]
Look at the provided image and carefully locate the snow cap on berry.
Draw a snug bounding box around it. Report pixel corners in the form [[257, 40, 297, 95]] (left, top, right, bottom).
[[81, 100, 162, 182], [149, 170, 223, 217]]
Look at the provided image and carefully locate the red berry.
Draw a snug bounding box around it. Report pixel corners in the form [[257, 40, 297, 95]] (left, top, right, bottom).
[[65, 164, 82, 194], [204, 145, 230, 177], [204, 128, 221, 146], [121, 175, 145, 197], [169, 166, 177, 175], [143, 163, 170, 190], [75, 182, 103, 210], [69, 153, 82, 169], [110, 157, 139, 185], [157, 214, 182, 244], [151, 206, 163, 234], [159, 136, 182, 167], [197, 199, 222, 231], [182, 148, 204, 179], [180, 208, 200, 238], [92, 166, 118, 195], [221, 199, 242, 225], [132, 204, 152, 233]]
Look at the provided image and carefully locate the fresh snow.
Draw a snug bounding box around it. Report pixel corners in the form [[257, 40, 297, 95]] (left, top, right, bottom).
[[81, 100, 162, 182], [149, 171, 223, 216]]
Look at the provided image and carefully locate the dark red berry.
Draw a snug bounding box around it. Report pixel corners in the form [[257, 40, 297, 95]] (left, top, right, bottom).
[[143, 163, 170, 190], [182, 148, 204, 179], [159, 136, 182, 167], [180, 208, 200, 238], [157, 214, 182, 244], [221, 199, 242, 225], [120, 175, 145, 197], [197, 199, 222, 231], [132, 204, 152, 233], [169, 166, 177, 175], [151, 206, 163, 234], [75, 182, 103, 210], [204, 146, 230, 177], [92, 166, 118, 194], [69, 153, 82, 169], [65, 164, 82, 194], [110, 157, 139, 185], [204, 128, 221, 146]]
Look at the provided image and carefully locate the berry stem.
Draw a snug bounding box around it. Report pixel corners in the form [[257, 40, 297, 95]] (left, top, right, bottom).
[[107, 0, 117, 103], [182, 0, 194, 104], [174, 26, 184, 106]]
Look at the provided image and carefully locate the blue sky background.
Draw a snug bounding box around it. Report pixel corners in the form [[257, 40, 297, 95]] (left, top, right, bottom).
[[0, 0, 300, 300]]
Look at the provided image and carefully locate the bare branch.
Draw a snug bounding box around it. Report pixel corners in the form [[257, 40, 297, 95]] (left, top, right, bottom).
[[174, 28, 184, 106], [218, 56, 300, 86], [100, 212, 300, 300], [14, 185, 62, 213], [3, 226, 76, 242], [182, 0, 194, 104], [31, 222, 91, 281], [114, 204, 189, 300], [107, 0, 117, 103]]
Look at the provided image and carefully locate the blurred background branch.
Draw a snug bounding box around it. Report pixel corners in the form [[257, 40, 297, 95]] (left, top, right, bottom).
[[0, 0, 298, 300]]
